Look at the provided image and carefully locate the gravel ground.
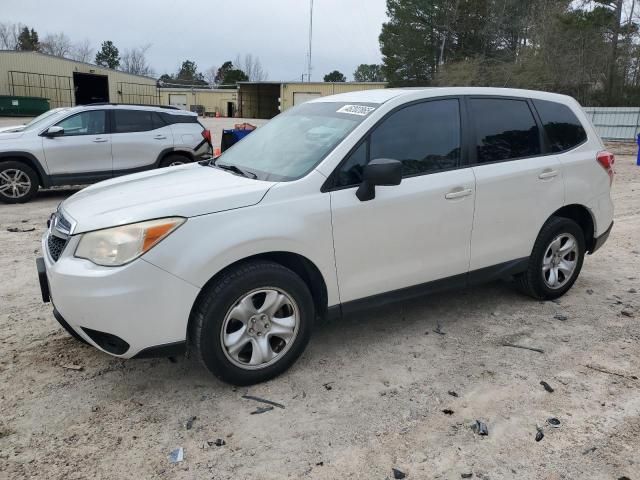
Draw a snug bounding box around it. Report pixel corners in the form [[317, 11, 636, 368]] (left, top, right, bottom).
[[0, 139, 638, 479]]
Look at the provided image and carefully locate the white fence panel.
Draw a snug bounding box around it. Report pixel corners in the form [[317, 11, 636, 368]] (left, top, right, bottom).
[[583, 107, 640, 141]]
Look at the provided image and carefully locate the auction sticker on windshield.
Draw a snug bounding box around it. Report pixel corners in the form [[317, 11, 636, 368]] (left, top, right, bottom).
[[336, 105, 376, 116]]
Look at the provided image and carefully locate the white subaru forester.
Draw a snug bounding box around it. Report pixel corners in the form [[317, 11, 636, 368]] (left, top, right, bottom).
[[37, 88, 614, 385]]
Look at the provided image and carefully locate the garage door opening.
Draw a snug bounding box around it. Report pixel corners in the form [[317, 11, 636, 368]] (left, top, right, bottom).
[[169, 93, 188, 110], [73, 72, 109, 105], [238, 82, 281, 119]]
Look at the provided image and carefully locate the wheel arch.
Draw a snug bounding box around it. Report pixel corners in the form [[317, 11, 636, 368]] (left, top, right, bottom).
[[0, 152, 49, 187], [551, 204, 596, 252], [156, 148, 194, 167], [187, 251, 329, 336]]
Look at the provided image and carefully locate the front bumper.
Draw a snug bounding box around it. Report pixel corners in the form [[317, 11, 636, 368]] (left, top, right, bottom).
[[38, 233, 200, 358]]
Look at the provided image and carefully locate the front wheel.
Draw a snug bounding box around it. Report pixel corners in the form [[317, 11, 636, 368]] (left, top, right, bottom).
[[0, 161, 39, 203], [190, 261, 314, 385], [516, 216, 586, 300]]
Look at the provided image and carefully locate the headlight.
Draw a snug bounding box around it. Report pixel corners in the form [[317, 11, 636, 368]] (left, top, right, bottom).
[[75, 217, 185, 266]]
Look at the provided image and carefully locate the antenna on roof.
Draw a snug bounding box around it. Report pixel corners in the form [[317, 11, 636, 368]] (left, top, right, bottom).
[[307, 0, 314, 82]]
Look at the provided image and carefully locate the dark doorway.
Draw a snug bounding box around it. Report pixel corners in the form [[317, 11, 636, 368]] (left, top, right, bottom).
[[227, 102, 234, 118], [73, 72, 109, 105]]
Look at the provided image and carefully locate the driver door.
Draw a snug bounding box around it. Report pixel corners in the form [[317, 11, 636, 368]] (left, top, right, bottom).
[[42, 109, 112, 177], [328, 98, 476, 304]]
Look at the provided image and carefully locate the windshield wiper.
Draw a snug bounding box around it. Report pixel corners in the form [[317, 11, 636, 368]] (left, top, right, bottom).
[[214, 163, 257, 179]]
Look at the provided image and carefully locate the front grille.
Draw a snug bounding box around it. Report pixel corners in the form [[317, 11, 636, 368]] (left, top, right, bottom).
[[47, 234, 67, 261]]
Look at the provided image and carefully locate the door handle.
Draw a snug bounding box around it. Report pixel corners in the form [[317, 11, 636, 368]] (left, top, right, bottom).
[[153, 135, 167, 140], [538, 169, 559, 180], [445, 187, 473, 200], [92, 138, 108, 143]]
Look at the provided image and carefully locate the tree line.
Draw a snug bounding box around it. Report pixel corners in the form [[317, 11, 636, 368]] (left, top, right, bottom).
[[378, 0, 640, 106]]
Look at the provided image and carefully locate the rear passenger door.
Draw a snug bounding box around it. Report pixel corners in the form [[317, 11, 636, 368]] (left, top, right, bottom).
[[110, 109, 173, 172], [467, 97, 564, 271]]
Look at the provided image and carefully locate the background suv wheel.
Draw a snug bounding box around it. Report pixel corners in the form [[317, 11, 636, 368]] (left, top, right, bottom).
[[189, 260, 314, 385], [0, 160, 39, 204], [516, 216, 586, 300], [159, 154, 189, 168]]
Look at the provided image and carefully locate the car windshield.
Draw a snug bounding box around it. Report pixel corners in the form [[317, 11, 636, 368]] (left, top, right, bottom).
[[213, 102, 378, 181], [23, 108, 69, 131]]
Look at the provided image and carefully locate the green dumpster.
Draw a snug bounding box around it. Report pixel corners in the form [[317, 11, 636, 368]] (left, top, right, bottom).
[[0, 96, 50, 116]]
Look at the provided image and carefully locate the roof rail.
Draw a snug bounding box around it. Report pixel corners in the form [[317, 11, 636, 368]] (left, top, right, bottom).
[[83, 103, 181, 110]]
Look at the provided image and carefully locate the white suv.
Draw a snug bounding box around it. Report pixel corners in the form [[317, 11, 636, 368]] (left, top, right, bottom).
[[0, 104, 212, 203], [36, 88, 614, 385]]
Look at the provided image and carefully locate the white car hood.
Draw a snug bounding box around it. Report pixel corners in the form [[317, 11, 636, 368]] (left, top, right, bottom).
[[62, 163, 276, 233], [0, 130, 25, 140]]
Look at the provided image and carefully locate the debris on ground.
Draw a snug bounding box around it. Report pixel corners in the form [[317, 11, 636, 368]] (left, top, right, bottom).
[[629, 288, 637, 294], [250, 406, 274, 415], [316, 461, 324, 466], [323, 382, 334, 391], [433, 319, 446, 335], [540, 381, 554, 393], [620, 309, 634, 318], [442, 409, 454, 415], [582, 447, 597, 455], [501, 343, 544, 354], [461, 474, 473, 479], [185, 416, 196, 430], [554, 314, 568, 321], [168, 447, 184, 463], [207, 439, 226, 447], [585, 364, 630, 379], [392, 467, 407, 479], [547, 417, 561, 428], [242, 394, 285, 409], [448, 390, 459, 397], [61, 364, 83, 371], [535, 426, 544, 442], [6, 227, 35, 233], [471, 420, 489, 436], [586, 289, 594, 295]]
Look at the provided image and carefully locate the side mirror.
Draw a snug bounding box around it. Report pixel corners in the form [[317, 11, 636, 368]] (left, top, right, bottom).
[[356, 158, 402, 201], [43, 126, 64, 138]]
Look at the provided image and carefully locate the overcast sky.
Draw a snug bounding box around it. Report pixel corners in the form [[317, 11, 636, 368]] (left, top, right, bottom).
[[6, 0, 388, 81]]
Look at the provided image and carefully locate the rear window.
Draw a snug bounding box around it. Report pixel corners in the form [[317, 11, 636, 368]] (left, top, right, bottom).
[[533, 99, 587, 152], [470, 98, 541, 163], [161, 113, 198, 125], [114, 110, 159, 133]]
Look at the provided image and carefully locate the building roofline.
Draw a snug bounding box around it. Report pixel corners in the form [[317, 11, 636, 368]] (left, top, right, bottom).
[[237, 81, 388, 86], [0, 50, 157, 81]]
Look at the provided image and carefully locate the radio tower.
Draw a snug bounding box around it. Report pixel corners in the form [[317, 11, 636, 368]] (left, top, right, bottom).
[[307, 0, 314, 82]]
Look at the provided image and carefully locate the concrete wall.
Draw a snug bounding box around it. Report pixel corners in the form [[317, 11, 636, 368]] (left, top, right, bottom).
[[0, 51, 158, 108], [158, 88, 238, 116]]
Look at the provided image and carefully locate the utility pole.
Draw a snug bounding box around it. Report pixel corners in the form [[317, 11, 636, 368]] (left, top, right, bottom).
[[307, 0, 314, 82]]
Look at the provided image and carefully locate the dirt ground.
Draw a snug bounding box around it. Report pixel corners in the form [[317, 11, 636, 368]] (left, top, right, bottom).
[[0, 140, 639, 479]]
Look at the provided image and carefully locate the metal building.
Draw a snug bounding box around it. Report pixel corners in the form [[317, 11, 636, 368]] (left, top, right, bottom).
[[237, 81, 387, 119], [159, 88, 238, 117], [0, 50, 159, 110]]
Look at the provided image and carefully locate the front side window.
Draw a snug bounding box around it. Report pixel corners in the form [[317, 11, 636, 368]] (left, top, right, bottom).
[[533, 99, 587, 152], [214, 102, 376, 181], [470, 98, 540, 163], [114, 110, 160, 133], [56, 110, 106, 136], [336, 99, 461, 187]]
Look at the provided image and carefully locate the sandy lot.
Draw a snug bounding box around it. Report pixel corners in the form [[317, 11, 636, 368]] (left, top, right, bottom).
[[0, 141, 639, 479]]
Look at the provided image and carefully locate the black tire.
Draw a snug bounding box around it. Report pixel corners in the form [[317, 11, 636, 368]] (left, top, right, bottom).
[[159, 154, 190, 168], [516, 216, 586, 300], [0, 160, 39, 204], [190, 261, 315, 385]]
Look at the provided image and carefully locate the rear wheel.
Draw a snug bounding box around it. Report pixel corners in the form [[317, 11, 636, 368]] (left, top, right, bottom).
[[516, 216, 585, 300], [190, 261, 314, 385], [0, 161, 39, 204], [159, 154, 190, 168]]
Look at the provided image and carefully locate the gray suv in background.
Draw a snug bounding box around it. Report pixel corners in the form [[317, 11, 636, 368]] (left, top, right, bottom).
[[0, 104, 212, 203]]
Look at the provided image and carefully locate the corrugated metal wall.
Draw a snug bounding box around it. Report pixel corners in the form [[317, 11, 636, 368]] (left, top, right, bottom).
[[583, 107, 640, 141], [0, 51, 158, 107], [280, 82, 386, 111], [158, 88, 237, 116]]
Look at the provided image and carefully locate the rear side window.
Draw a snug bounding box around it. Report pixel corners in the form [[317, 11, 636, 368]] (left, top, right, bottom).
[[470, 98, 540, 163], [114, 110, 157, 133], [533, 99, 587, 152], [161, 113, 198, 125], [336, 99, 460, 187]]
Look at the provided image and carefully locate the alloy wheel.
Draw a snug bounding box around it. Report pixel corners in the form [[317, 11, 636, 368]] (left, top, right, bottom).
[[220, 288, 300, 370], [542, 233, 579, 289], [0, 169, 31, 199]]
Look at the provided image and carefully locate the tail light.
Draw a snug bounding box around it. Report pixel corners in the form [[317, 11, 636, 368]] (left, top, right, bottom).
[[201, 129, 212, 145], [597, 151, 615, 185]]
